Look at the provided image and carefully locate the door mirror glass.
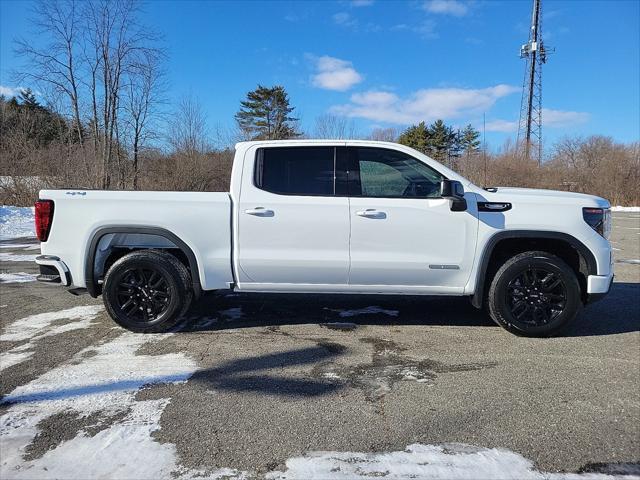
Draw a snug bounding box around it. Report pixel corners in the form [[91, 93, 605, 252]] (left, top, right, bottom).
[[440, 180, 467, 211]]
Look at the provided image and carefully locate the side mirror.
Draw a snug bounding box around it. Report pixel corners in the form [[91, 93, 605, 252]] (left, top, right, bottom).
[[440, 180, 467, 212]]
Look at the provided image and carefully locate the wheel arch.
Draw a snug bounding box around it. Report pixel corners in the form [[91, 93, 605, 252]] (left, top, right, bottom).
[[85, 226, 202, 298], [471, 231, 597, 308]]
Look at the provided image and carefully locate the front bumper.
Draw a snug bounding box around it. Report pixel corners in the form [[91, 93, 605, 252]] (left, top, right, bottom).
[[586, 273, 614, 303], [35, 255, 71, 286]]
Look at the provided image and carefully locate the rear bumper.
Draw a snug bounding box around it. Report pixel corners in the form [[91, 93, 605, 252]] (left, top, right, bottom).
[[35, 255, 71, 286], [586, 273, 614, 303]]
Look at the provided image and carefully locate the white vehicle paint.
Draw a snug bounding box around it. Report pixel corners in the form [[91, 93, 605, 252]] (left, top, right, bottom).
[[35, 140, 614, 335]]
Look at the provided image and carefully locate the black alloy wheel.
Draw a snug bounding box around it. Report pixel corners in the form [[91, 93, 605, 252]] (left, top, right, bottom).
[[505, 266, 567, 326], [115, 267, 172, 325], [102, 250, 193, 333], [487, 250, 581, 337]]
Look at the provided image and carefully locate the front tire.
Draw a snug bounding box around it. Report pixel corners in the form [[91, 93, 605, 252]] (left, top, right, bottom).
[[487, 251, 581, 337], [102, 250, 193, 333]]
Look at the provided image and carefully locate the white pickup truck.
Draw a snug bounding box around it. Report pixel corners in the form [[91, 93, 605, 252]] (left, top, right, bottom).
[[34, 140, 613, 336]]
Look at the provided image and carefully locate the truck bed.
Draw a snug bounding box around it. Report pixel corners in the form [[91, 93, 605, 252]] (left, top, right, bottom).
[[39, 190, 233, 290]]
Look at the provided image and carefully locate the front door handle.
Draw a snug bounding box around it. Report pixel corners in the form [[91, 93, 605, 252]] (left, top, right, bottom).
[[245, 207, 274, 217], [356, 209, 386, 219]]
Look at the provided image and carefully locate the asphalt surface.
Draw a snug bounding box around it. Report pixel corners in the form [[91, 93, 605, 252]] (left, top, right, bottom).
[[1, 212, 639, 477]]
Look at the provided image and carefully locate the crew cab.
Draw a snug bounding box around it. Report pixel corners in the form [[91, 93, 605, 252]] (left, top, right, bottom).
[[34, 140, 613, 336]]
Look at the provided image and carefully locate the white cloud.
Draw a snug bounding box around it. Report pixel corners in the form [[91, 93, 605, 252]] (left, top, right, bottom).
[[542, 108, 590, 126], [484, 109, 590, 133], [0, 85, 21, 98], [333, 12, 356, 27], [423, 0, 469, 16], [485, 119, 518, 132], [311, 56, 363, 91], [331, 84, 518, 125], [392, 20, 438, 39]]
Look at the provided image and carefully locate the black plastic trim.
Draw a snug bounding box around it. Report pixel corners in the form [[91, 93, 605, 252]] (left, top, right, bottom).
[[478, 202, 512, 212], [36, 263, 71, 285], [470, 230, 598, 309], [85, 226, 202, 298]]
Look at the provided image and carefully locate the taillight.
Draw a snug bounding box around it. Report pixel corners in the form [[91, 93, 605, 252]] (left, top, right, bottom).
[[35, 200, 54, 242], [582, 207, 611, 239]]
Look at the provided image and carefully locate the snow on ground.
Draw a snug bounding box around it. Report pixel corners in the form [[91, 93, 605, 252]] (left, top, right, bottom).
[[1, 306, 637, 479], [0, 206, 35, 240], [0, 272, 37, 284], [0, 306, 104, 373], [611, 206, 640, 212], [267, 444, 639, 480], [0, 243, 39, 250], [0, 320, 244, 479], [0, 305, 103, 343], [325, 306, 399, 318], [0, 252, 38, 262]]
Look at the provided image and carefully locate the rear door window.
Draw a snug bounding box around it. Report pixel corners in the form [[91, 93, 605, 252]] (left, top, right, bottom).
[[255, 147, 335, 196]]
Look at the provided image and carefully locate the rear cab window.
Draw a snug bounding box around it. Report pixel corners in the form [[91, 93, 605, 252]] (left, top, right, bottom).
[[255, 147, 335, 196]]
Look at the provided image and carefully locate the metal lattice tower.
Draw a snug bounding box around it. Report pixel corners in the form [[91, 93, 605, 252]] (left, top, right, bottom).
[[517, 0, 551, 165]]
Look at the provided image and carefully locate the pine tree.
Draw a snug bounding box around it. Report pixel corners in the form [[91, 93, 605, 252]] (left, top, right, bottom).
[[397, 121, 431, 154], [18, 88, 40, 108], [235, 85, 301, 140], [460, 124, 481, 155], [427, 119, 459, 164]]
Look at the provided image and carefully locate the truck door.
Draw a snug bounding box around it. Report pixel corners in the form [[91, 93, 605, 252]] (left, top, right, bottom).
[[236, 145, 350, 288], [347, 146, 478, 293]]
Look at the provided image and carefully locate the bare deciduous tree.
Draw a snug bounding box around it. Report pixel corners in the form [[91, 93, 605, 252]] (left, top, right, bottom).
[[168, 95, 209, 156], [313, 114, 359, 139], [16, 0, 84, 146], [123, 49, 165, 189]]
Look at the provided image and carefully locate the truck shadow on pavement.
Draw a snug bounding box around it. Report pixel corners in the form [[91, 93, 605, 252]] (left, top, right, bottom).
[[182, 282, 640, 337], [1, 345, 346, 405], [564, 282, 640, 337]]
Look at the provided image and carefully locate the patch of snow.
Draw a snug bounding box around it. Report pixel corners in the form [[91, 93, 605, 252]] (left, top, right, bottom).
[[266, 443, 639, 480], [616, 259, 640, 265], [0, 331, 241, 480], [0, 351, 34, 372], [0, 306, 104, 372], [326, 306, 399, 318], [0, 252, 38, 262], [0, 206, 35, 240], [0, 243, 33, 249], [0, 272, 37, 283], [611, 206, 640, 212], [0, 305, 103, 343]]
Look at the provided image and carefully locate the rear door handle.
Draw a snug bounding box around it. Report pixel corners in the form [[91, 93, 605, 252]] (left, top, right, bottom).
[[356, 209, 386, 219], [245, 207, 274, 217]]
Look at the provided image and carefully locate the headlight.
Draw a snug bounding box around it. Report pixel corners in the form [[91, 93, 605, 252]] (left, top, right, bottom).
[[583, 207, 611, 240]]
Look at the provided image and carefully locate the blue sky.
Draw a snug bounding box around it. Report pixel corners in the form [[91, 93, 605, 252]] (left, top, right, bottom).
[[1, 0, 639, 148]]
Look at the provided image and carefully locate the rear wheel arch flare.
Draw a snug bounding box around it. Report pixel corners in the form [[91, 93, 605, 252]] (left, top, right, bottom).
[[85, 226, 202, 298]]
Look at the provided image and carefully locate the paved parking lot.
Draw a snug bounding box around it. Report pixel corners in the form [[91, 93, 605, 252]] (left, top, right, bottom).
[[1, 213, 639, 479]]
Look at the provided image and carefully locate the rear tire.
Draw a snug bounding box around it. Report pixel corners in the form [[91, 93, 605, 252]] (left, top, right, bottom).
[[487, 250, 581, 337], [102, 250, 193, 333]]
